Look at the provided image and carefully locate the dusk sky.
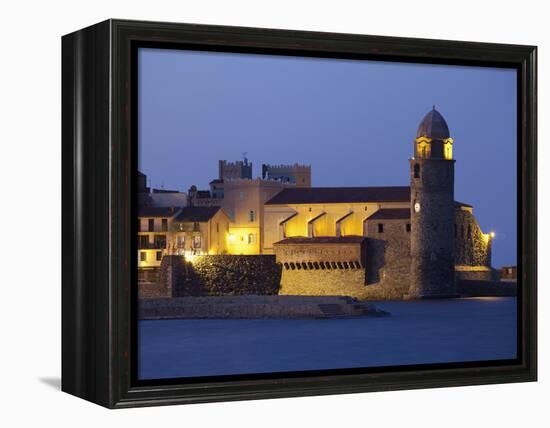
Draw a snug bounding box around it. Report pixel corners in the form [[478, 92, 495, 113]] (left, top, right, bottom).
[[138, 48, 517, 267]]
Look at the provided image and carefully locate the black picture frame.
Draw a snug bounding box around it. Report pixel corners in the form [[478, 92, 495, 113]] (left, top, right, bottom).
[[62, 19, 537, 408]]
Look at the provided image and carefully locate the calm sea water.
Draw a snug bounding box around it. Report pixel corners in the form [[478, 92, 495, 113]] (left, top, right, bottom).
[[138, 297, 517, 380]]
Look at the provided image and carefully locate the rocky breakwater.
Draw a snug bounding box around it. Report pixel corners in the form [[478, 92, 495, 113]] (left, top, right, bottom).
[[138, 295, 390, 320]]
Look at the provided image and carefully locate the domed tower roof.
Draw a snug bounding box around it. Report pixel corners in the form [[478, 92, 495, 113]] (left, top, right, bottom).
[[416, 106, 450, 140]]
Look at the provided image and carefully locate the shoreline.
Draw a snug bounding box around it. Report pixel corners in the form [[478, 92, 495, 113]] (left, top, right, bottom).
[[138, 295, 391, 320]]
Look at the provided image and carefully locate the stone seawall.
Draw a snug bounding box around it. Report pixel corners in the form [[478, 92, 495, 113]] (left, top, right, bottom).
[[139, 255, 282, 298], [190, 255, 281, 295], [279, 269, 369, 299], [138, 281, 170, 299], [139, 295, 389, 319], [455, 265, 499, 282], [139, 255, 511, 301]]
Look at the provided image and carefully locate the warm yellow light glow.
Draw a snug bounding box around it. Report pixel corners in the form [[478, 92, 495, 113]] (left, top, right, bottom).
[[490, 231, 496, 238], [416, 137, 432, 144], [185, 254, 197, 264], [442, 138, 454, 160], [226, 226, 261, 254], [444, 142, 453, 160], [417, 141, 431, 158]]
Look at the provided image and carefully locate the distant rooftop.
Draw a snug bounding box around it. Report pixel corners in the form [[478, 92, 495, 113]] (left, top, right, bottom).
[[138, 206, 181, 217], [174, 206, 222, 223], [265, 186, 474, 209], [367, 208, 410, 220], [266, 186, 411, 205], [152, 188, 180, 194], [195, 190, 212, 199]]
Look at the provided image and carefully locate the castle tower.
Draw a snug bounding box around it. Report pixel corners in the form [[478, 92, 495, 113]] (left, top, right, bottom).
[[409, 107, 456, 298]]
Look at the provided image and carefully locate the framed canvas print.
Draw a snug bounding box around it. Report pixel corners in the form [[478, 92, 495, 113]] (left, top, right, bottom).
[[62, 19, 537, 408]]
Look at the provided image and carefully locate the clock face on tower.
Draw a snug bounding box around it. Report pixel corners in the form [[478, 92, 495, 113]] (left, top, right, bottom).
[[414, 202, 421, 213]]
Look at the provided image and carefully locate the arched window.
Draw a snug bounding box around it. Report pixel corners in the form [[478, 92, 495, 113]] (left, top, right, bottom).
[[417, 142, 431, 158], [414, 163, 420, 178], [444, 142, 453, 160]]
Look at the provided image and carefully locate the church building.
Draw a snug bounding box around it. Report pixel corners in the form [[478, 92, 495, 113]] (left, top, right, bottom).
[[267, 108, 495, 299]]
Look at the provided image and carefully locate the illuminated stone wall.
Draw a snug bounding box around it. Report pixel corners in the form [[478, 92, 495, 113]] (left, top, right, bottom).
[[279, 269, 369, 299], [454, 206, 492, 267], [140, 204, 495, 300], [172, 255, 281, 296], [364, 219, 412, 299], [454, 206, 495, 281]]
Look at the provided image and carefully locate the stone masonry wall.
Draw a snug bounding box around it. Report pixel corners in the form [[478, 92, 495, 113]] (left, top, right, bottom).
[[138, 281, 171, 299], [409, 158, 456, 297], [454, 208, 492, 267], [364, 219, 412, 299], [188, 255, 281, 296], [358, 206, 493, 299], [279, 269, 369, 299]]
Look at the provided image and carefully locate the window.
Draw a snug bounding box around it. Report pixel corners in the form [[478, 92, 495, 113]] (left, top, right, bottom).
[[216, 223, 219, 233], [176, 236, 185, 248], [193, 222, 200, 232], [378, 224, 384, 233], [461, 225, 465, 238], [248, 233, 256, 244], [239, 191, 246, 200], [139, 252, 147, 262], [406, 223, 411, 232], [156, 251, 162, 261], [138, 235, 149, 248], [249, 210, 256, 222], [417, 142, 431, 158], [444, 142, 453, 160], [161, 218, 168, 232], [414, 163, 420, 178], [154, 234, 167, 249], [193, 235, 202, 249], [148, 218, 155, 232]]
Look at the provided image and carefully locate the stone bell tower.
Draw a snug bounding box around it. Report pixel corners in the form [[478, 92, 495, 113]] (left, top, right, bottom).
[[409, 107, 456, 298]]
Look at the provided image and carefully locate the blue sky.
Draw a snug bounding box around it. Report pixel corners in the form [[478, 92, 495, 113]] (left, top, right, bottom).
[[138, 48, 517, 267]]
